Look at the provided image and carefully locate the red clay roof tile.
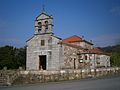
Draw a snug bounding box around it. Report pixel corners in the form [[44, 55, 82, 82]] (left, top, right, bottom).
[[88, 48, 103, 54], [62, 35, 82, 43]]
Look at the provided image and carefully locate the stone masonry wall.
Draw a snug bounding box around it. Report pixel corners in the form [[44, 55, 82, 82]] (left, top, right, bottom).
[[14, 67, 120, 85], [26, 34, 61, 70], [0, 67, 120, 86], [63, 45, 79, 69]]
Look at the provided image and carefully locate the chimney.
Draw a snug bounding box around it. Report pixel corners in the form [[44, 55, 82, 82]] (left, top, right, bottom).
[[82, 36, 84, 40], [90, 40, 92, 43]]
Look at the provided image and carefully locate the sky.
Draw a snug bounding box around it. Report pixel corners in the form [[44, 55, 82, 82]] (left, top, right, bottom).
[[0, 0, 120, 47]]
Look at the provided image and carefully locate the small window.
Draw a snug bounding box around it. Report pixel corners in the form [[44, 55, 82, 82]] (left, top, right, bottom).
[[46, 25, 48, 29], [38, 28, 41, 32], [38, 22, 42, 32], [45, 21, 48, 25], [85, 55, 87, 60], [41, 40, 45, 46], [38, 22, 42, 28], [45, 21, 48, 32]]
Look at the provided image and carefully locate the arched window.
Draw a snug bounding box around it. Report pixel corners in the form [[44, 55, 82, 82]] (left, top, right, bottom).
[[45, 21, 48, 32], [38, 22, 42, 32]]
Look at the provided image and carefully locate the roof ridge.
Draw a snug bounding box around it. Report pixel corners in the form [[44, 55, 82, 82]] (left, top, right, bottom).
[[62, 35, 82, 43], [60, 42, 84, 49]]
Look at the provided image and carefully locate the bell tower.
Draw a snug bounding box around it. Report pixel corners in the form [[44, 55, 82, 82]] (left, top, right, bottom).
[[26, 7, 63, 70], [34, 9, 53, 34]]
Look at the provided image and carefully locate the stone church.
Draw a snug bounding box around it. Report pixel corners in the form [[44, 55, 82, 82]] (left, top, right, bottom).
[[26, 10, 110, 70], [26, 10, 63, 70]]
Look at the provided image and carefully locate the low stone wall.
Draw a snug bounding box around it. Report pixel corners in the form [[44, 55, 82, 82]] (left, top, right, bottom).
[[14, 67, 120, 85], [0, 67, 120, 86], [0, 70, 20, 86]]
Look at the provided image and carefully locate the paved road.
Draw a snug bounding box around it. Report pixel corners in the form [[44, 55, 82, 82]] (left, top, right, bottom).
[[1, 76, 120, 90]]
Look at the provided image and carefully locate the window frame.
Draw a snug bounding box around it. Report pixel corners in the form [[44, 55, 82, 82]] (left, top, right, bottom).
[[41, 40, 45, 46]]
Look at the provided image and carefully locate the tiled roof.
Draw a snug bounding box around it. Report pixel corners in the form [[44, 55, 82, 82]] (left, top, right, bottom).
[[60, 35, 93, 50], [88, 48, 103, 54], [59, 35, 84, 49], [62, 35, 93, 45], [62, 35, 82, 43], [60, 42, 83, 49]]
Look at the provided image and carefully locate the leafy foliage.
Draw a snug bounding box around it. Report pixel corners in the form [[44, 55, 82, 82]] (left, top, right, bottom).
[[110, 52, 120, 67], [0, 45, 26, 69]]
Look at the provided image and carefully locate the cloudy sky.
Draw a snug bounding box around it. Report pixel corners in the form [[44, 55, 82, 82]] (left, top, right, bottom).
[[0, 0, 120, 47]]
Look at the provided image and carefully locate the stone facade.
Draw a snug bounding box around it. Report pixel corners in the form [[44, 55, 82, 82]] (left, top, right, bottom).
[[61, 36, 111, 69], [26, 11, 63, 70], [62, 45, 78, 69], [79, 53, 110, 69], [26, 10, 110, 71]]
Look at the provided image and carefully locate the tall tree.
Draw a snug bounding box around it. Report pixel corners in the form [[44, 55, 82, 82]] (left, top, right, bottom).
[[0, 46, 26, 69]]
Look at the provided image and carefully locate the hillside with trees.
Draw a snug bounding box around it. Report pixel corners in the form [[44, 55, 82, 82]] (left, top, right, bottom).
[[102, 44, 120, 67]]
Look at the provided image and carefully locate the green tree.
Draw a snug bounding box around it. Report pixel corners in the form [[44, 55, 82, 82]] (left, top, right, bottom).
[[0, 46, 14, 69], [0, 45, 26, 69], [111, 52, 120, 67], [14, 47, 26, 69]]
